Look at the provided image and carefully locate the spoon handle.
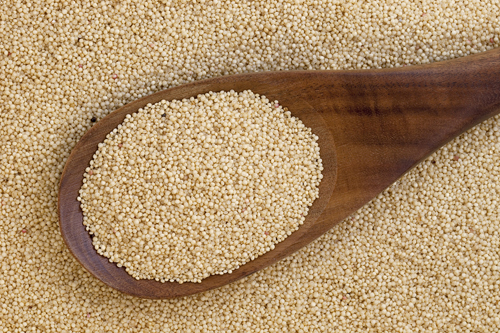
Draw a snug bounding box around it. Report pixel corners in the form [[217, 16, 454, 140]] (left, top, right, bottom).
[[299, 47, 500, 244]]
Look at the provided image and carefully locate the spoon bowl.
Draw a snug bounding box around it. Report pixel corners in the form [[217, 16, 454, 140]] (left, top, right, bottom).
[[59, 47, 500, 298]]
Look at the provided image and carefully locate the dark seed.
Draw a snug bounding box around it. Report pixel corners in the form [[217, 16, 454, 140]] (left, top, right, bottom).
[[91, 117, 97, 122], [161, 113, 166, 117]]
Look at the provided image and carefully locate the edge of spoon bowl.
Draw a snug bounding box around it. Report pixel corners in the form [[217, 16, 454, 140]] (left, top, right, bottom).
[[58, 81, 338, 299]]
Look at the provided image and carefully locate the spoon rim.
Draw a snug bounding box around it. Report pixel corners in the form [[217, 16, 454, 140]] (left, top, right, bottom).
[[58, 77, 338, 298]]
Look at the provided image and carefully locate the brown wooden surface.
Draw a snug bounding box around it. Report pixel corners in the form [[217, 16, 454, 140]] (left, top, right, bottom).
[[59, 47, 500, 299]]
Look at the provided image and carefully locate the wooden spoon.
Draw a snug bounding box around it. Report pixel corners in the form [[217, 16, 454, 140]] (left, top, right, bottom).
[[59, 48, 500, 299]]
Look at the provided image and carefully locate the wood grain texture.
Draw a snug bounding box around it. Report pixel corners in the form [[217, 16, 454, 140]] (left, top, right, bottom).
[[59, 47, 500, 298]]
